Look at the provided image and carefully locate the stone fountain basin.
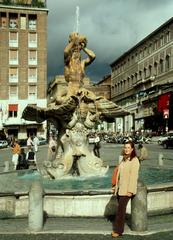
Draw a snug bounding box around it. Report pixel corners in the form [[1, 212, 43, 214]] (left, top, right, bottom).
[[0, 166, 173, 193], [0, 167, 173, 218]]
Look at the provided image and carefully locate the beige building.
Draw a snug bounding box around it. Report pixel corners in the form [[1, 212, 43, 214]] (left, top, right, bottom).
[[0, 0, 48, 140], [111, 17, 173, 134]]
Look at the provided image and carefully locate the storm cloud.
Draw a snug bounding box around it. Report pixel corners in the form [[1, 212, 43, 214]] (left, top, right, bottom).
[[47, 0, 173, 83]]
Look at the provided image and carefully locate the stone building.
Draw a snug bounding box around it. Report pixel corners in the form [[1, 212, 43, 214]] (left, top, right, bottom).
[[0, 0, 48, 140], [110, 17, 173, 134]]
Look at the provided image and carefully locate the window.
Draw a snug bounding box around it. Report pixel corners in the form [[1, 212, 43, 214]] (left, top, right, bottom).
[[160, 36, 164, 46], [148, 65, 152, 77], [8, 104, 18, 118], [154, 62, 158, 76], [28, 50, 37, 65], [9, 50, 18, 65], [20, 14, 26, 29], [134, 73, 138, 84], [28, 85, 37, 99], [144, 68, 147, 78], [131, 75, 134, 86], [9, 13, 18, 29], [28, 68, 37, 82], [139, 70, 142, 80], [9, 68, 18, 82], [28, 15, 37, 30], [154, 40, 158, 50], [149, 43, 152, 54], [127, 77, 130, 88], [9, 32, 18, 47], [9, 85, 18, 99], [0, 12, 7, 28], [28, 32, 37, 48], [166, 31, 170, 42], [159, 59, 164, 73], [165, 55, 170, 71]]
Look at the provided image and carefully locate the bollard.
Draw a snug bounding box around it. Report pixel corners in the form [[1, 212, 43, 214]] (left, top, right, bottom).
[[131, 180, 148, 232], [158, 153, 164, 166], [28, 180, 44, 231], [3, 161, 9, 172]]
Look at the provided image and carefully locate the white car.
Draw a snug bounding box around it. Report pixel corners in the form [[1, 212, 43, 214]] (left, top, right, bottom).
[[0, 140, 8, 148], [158, 132, 173, 145]]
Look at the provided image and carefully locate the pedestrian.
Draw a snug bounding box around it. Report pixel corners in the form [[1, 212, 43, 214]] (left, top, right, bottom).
[[138, 143, 148, 162], [47, 135, 57, 161], [16, 148, 28, 170], [33, 135, 39, 152], [27, 135, 34, 149], [11, 140, 21, 170], [26, 145, 36, 168], [93, 133, 101, 158], [111, 141, 140, 238]]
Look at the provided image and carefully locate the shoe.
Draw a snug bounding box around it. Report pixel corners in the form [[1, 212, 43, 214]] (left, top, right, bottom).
[[111, 231, 122, 238]]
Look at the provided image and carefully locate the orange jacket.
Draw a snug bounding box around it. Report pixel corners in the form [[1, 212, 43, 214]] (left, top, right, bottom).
[[12, 143, 21, 155]]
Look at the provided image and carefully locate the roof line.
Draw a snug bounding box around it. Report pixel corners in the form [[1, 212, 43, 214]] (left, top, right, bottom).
[[110, 16, 173, 66]]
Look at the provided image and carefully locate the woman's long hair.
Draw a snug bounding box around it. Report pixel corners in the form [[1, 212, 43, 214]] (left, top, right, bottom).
[[124, 141, 137, 161]]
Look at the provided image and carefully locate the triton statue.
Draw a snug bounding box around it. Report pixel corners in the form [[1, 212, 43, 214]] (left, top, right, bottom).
[[22, 32, 128, 179]]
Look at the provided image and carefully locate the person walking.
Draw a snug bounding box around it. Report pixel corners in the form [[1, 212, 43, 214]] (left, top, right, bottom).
[[93, 133, 101, 158], [26, 145, 36, 168], [11, 140, 21, 170], [16, 148, 28, 170], [33, 135, 39, 152], [111, 141, 140, 238], [138, 143, 148, 162], [27, 135, 34, 149]]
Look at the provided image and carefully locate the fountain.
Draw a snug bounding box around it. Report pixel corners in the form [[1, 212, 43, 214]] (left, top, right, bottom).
[[22, 28, 129, 179]]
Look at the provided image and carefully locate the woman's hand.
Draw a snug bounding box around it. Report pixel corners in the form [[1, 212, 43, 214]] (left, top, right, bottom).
[[111, 187, 115, 194], [127, 192, 133, 197]]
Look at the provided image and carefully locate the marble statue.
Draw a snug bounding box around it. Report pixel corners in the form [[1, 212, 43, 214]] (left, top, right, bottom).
[[22, 32, 128, 179]]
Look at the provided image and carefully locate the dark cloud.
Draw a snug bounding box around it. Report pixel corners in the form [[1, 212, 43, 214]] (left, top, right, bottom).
[[47, 0, 173, 83]]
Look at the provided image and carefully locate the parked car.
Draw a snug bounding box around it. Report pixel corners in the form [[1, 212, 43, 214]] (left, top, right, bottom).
[[38, 137, 47, 145], [158, 131, 173, 145], [162, 136, 173, 149], [0, 140, 8, 148]]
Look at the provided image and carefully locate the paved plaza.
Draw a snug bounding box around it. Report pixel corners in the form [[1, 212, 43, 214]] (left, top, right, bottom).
[[0, 142, 173, 239]]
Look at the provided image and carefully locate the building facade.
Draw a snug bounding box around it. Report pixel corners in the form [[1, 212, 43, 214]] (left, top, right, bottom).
[[0, 0, 48, 140], [111, 17, 173, 134]]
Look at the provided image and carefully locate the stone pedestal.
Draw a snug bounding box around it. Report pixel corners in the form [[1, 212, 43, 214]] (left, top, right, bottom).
[[28, 181, 44, 231], [131, 180, 148, 231]]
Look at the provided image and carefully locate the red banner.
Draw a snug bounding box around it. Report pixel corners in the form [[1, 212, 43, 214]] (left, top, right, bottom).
[[158, 93, 171, 112]]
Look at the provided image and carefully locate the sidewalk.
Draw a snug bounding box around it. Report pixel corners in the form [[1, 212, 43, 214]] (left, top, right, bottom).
[[0, 214, 173, 239]]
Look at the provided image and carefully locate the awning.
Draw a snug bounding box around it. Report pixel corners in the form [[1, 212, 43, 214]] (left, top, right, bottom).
[[9, 104, 18, 111]]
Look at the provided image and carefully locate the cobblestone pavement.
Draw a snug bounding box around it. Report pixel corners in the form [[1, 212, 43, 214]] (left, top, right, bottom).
[[0, 215, 173, 239], [0, 232, 173, 240]]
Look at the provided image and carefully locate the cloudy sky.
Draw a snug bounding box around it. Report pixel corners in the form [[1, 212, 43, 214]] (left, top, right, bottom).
[[47, 0, 173, 83]]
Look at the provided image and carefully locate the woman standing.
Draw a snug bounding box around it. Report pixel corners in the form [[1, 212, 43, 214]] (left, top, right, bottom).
[[111, 141, 140, 238], [11, 140, 21, 170]]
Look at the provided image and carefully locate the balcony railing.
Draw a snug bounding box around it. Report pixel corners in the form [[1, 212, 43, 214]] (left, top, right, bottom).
[[0, 0, 47, 8]]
